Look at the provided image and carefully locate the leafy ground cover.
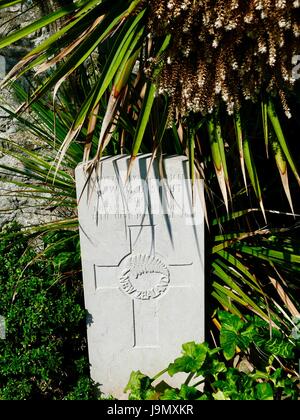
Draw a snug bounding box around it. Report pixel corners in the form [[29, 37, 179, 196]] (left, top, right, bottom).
[[0, 224, 98, 400]]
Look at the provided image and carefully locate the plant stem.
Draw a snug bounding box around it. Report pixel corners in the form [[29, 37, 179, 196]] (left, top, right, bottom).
[[184, 372, 195, 386], [193, 379, 205, 388], [151, 368, 168, 382]]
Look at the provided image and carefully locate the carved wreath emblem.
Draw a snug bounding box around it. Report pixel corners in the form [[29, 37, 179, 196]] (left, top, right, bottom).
[[119, 254, 170, 300]]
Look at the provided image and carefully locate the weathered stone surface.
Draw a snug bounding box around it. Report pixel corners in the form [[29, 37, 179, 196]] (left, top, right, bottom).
[[0, 4, 42, 227], [0, 3, 60, 228], [76, 155, 205, 398]]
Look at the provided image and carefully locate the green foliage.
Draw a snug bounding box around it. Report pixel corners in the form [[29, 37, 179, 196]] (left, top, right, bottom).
[[0, 1, 300, 215], [0, 2, 299, 401], [219, 312, 296, 361], [168, 342, 209, 376], [125, 311, 300, 401], [124, 371, 154, 400], [1, 82, 299, 339], [0, 224, 99, 400]]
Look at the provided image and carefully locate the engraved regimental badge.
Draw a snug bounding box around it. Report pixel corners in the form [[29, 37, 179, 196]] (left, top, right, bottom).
[[119, 254, 170, 300]]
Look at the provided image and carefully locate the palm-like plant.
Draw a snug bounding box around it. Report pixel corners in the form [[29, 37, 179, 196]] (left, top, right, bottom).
[[0, 1, 299, 335], [0, 82, 299, 338], [0, 0, 299, 215]]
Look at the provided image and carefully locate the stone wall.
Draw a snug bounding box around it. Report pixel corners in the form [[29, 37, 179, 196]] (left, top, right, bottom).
[[0, 2, 58, 227]]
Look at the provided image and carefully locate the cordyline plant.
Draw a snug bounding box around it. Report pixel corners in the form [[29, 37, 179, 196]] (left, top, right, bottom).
[[0, 0, 300, 216], [0, 83, 299, 345]]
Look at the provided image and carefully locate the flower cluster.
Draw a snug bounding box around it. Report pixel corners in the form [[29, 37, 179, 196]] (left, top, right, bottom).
[[146, 0, 300, 118]]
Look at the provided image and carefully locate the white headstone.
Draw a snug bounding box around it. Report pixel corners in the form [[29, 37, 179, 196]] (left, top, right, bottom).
[[75, 155, 205, 398]]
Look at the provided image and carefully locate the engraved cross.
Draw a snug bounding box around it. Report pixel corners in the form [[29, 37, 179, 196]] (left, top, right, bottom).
[[94, 225, 193, 348]]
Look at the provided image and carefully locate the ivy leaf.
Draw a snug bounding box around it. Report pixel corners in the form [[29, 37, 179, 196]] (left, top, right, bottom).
[[182, 342, 209, 360], [210, 359, 227, 380], [168, 356, 197, 377], [220, 330, 238, 361], [124, 371, 152, 400], [160, 388, 181, 400], [265, 337, 294, 359], [197, 394, 210, 400], [255, 333, 295, 359], [179, 384, 201, 400], [256, 383, 274, 400], [225, 368, 240, 391], [218, 311, 244, 333], [240, 324, 256, 343], [213, 390, 231, 400], [269, 369, 286, 389], [219, 311, 253, 359], [168, 342, 208, 376]]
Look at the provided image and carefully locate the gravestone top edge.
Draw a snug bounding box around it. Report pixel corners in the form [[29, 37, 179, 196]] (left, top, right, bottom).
[[75, 153, 204, 227], [75, 154, 189, 171]]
